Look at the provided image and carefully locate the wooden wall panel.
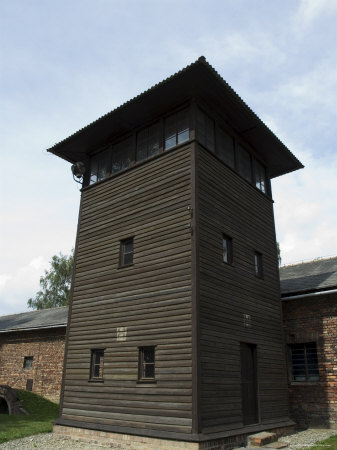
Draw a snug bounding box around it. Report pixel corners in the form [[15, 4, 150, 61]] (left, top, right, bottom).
[[197, 146, 289, 432], [60, 147, 193, 434]]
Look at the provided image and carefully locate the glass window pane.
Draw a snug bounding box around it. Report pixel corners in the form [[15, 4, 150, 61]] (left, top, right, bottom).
[[145, 364, 155, 378], [177, 129, 189, 144], [165, 109, 189, 150], [217, 129, 235, 168], [290, 343, 319, 382], [137, 123, 160, 161], [90, 157, 99, 185], [90, 148, 110, 184], [223, 235, 232, 264], [121, 238, 133, 266], [136, 129, 148, 162], [237, 145, 252, 182], [112, 137, 133, 174], [165, 115, 176, 150], [124, 252, 133, 266], [144, 347, 154, 363], [197, 109, 214, 151], [176, 110, 189, 144], [91, 350, 104, 379], [255, 160, 267, 193], [148, 123, 160, 157], [223, 239, 228, 262]]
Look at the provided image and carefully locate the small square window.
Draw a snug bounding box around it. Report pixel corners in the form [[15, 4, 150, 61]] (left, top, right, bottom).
[[289, 342, 319, 382], [26, 379, 33, 391], [120, 237, 134, 267], [254, 252, 263, 278], [138, 346, 155, 381], [23, 356, 33, 369], [223, 234, 233, 264], [90, 349, 104, 380]]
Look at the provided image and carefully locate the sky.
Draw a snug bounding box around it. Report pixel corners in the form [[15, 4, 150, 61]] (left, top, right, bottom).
[[1, 0, 337, 316]]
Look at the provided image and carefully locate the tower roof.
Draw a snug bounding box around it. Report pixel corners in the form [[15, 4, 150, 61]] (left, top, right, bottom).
[[48, 57, 303, 179]]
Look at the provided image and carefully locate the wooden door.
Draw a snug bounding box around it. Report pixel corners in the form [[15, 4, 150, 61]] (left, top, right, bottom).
[[240, 343, 259, 425]]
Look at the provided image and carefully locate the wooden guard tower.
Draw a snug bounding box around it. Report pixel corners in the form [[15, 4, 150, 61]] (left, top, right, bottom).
[[49, 57, 303, 449]]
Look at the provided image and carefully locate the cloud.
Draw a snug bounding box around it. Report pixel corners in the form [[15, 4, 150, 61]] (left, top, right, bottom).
[[273, 150, 337, 265], [0, 274, 13, 291], [295, 0, 337, 27], [0, 256, 50, 316]]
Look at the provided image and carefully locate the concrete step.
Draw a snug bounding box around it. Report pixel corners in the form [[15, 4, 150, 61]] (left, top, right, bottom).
[[248, 432, 278, 447]]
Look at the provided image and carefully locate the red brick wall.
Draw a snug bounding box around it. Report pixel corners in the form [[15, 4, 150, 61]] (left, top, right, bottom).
[[282, 293, 337, 428], [0, 327, 65, 403]]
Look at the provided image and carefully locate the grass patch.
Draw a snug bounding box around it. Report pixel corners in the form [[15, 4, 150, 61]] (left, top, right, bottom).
[[0, 390, 59, 444], [305, 434, 337, 449]]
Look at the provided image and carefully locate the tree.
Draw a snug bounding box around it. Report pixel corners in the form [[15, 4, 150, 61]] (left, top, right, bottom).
[[27, 250, 74, 310]]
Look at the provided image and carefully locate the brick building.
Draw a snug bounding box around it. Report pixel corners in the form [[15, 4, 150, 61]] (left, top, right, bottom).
[[281, 257, 337, 429], [0, 307, 67, 403]]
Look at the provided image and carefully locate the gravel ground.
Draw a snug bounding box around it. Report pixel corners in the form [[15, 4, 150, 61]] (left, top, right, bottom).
[[0, 429, 336, 449], [279, 429, 337, 449]]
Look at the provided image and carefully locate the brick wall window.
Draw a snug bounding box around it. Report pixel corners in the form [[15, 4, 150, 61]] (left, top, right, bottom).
[[138, 346, 155, 381], [26, 379, 33, 391], [90, 349, 104, 380], [23, 356, 34, 369], [289, 342, 319, 382]]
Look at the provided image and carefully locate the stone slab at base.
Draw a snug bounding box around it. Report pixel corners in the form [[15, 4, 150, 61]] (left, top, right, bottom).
[[248, 432, 277, 447], [53, 424, 295, 450]]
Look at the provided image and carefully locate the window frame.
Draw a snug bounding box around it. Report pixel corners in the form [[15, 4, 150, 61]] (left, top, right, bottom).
[[222, 234, 233, 265], [23, 356, 34, 369], [119, 237, 134, 268], [254, 251, 263, 278], [288, 342, 319, 383], [164, 108, 190, 151], [138, 346, 156, 383], [89, 349, 105, 381]]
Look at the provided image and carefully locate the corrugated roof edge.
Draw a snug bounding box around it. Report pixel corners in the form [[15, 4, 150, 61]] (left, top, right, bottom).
[[280, 255, 337, 270], [46, 56, 303, 172], [0, 306, 68, 333], [0, 305, 68, 320]]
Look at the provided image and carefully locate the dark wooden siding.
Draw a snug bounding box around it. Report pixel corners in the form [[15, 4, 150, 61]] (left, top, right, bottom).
[[60, 147, 193, 435], [197, 145, 289, 433]]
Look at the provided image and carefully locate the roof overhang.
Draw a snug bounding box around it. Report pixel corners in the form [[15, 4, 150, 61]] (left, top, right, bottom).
[[47, 57, 303, 179], [0, 323, 67, 333]]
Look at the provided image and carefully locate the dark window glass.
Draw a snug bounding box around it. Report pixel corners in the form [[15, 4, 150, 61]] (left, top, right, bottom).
[[90, 349, 104, 379], [111, 137, 133, 174], [120, 237, 134, 267], [289, 342, 319, 382], [136, 122, 160, 162], [237, 144, 252, 182], [89, 147, 111, 185], [254, 252, 263, 278], [255, 160, 267, 193], [164, 109, 189, 150], [139, 346, 155, 380], [26, 379, 33, 391], [197, 108, 215, 151], [23, 356, 34, 369], [217, 128, 235, 168], [223, 234, 233, 264]]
